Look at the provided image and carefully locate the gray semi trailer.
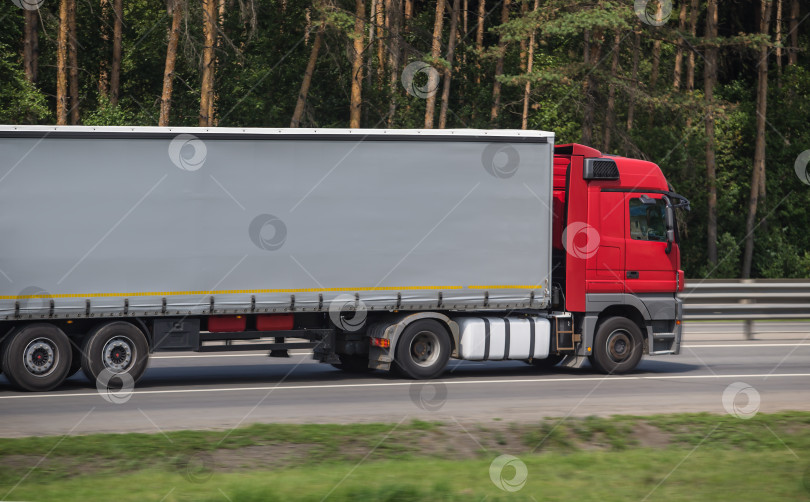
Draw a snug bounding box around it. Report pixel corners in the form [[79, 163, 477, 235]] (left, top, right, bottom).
[[0, 126, 685, 392]]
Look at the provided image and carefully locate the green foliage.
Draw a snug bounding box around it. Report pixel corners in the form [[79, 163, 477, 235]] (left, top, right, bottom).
[[0, 42, 48, 123], [0, 0, 808, 277], [82, 95, 152, 126]]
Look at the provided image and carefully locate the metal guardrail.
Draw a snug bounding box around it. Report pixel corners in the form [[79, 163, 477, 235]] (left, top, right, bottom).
[[679, 279, 810, 339]]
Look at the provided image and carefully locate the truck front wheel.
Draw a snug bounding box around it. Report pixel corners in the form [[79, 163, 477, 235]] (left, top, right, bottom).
[[0, 323, 72, 391], [589, 317, 643, 374], [393, 320, 451, 379], [81, 322, 149, 385]]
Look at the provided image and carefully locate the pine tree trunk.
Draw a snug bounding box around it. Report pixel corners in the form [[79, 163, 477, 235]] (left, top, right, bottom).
[[110, 0, 122, 106], [476, 0, 484, 48], [686, 0, 699, 91], [99, 0, 110, 98], [387, 0, 401, 126], [291, 22, 324, 128], [23, 10, 39, 84], [424, 0, 446, 128], [742, 0, 772, 279], [787, 0, 798, 64], [683, 0, 700, 160], [775, 0, 782, 87], [56, 0, 69, 125], [404, 0, 412, 26], [603, 32, 620, 152], [518, 1, 528, 73], [489, 0, 510, 123], [705, 0, 719, 265], [674, 0, 687, 89], [368, 0, 376, 83], [438, 0, 460, 129], [375, 0, 385, 81], [349, 0, 365, 128], [626, 25, 640, 132], [582, 29, 592, 145], [199, 0, 216, 126], [462, 0, 468, 66], [521, 0, 538, 130], [649, 2, 663, 89], [68, 0, 80, 124], [582, 30, 602, 146], [209, 0, 225, 126], [475, 0, 484, 84], [159, 0, 182, 127]]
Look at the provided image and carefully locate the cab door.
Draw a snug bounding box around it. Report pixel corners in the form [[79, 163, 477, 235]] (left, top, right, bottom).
[[624, 193, 677, 293], [585, 190, 625, 293]]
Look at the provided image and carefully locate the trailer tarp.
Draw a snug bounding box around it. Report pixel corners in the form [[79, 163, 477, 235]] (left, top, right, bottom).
[[0, 128, 554, 318]]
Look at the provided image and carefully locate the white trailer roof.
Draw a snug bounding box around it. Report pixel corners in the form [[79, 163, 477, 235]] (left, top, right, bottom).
[[0, 125, 554, 140]]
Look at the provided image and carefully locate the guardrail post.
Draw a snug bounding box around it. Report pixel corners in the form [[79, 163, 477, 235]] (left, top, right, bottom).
[[744, 320, 754, 340], [741, 279, 754, 340]]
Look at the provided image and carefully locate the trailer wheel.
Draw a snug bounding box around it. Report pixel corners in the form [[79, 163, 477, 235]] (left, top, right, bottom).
[[0, 324, 72, 391], [393, 320, 451, 379], [81, 322, 149, 384], [589, 317, 643, 374], [528, 354, 565, 370], [331, 355, 373, 373]]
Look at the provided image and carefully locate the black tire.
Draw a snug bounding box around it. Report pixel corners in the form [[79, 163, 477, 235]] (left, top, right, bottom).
[[589, 316, 644, 374], [528, 354, 565, 370], [81, 321, 149, 384], [0, 323, 72, 392], [331, 354, 373, 373], [392, 319, 451, 380]]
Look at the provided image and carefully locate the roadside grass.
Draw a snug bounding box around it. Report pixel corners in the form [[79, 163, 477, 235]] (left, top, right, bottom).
[[1, 413, 809, 501], [3, 450, 807, 501]]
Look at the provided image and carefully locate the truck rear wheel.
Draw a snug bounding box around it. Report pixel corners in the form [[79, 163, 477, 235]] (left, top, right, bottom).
[[0, 323, 72, 391], [393, 320, 451, 380], [589, 317, 643, 374], [81, 322, 149, 384]]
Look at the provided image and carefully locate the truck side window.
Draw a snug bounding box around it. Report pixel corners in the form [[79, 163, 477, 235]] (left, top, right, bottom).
[[629, 198, 667, 242]]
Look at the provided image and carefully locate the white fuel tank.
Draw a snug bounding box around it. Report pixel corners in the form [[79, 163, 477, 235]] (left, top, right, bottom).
[[455, 317, 550, 361]]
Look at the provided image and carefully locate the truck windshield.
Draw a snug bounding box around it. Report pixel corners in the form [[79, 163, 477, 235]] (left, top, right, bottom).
[[629, 198, 667, 242]]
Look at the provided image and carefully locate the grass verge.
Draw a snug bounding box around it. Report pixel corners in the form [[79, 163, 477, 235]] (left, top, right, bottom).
[[1, 413, 809, 501]]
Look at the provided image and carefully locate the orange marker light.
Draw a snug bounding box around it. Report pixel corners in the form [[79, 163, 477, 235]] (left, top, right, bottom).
[[371, 337, 390, 348]]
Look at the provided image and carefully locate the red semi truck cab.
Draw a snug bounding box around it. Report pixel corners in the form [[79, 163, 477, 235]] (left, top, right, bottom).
[[0, 127, 688, 392], [551, 143, 689, 370]]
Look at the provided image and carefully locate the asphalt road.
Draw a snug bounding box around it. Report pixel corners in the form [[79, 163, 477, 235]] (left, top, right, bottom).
[[1, 321, 809, 437]]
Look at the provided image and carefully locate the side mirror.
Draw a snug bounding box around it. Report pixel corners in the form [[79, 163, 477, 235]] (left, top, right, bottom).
[[665, 198, 674, 254]]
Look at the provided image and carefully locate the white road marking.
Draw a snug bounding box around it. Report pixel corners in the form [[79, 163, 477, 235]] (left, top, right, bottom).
[[147, 343, 810, 360], [152, 352, 312, 359], [681, 343, 810, 348], [2, 373, 810, 400]]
